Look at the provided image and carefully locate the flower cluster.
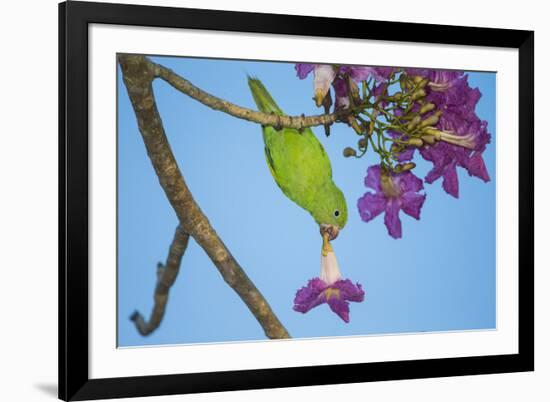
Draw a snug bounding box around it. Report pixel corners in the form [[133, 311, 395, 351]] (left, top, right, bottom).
[[295, 63, 492, 238], [395, 69, 491, 198], [295, 63, 394, 110]]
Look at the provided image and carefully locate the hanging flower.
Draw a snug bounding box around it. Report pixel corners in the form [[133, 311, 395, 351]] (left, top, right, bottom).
[[312, 65, 337, 106], [293, 236, 364, 323], [295, 64, 337, 106], [357, 165, 426, 239]]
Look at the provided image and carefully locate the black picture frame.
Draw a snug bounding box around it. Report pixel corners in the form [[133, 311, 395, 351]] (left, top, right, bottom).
[[59, 1, 534, 400]]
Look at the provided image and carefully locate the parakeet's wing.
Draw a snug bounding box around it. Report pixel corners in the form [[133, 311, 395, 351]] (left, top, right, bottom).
[[263, 139, 293, 200], [263, 145, 280, 186], [249, 77, 345, 226], [262, 124, 332, 206]]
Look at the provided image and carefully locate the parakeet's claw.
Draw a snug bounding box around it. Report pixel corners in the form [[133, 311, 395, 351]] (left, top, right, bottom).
[[298, 114, 306, 134], [323, 124, 331, 137]]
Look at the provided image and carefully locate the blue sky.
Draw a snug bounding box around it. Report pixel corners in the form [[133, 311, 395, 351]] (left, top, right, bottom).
[[117, 56, 496, 347]]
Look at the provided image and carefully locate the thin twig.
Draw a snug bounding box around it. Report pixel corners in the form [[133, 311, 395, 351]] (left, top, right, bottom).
[[130, 225, 189, 336], [119, 54, 290, 339]]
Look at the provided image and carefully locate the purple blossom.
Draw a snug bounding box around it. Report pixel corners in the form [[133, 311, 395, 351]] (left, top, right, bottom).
[[422, 80, 490, 196], [420, 117, 490, 197], [295, 63, 315, 79], [294, 278, 364, 323], [293, 249, 364, 322], [431, 76, 481, 116], [357, 165, 426, 239]]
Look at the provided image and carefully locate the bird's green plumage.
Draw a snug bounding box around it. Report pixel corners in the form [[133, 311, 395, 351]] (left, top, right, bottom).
[[248, 77, 348, 229]]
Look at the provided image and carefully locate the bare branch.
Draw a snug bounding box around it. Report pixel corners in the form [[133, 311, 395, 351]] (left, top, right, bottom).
[[130, 225, 189, 336], [138, 55, 345, 130], [119, 54, 290, 339]]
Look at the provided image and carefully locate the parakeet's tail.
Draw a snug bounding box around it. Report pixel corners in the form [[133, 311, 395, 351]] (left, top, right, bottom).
[[248, 77, 283, 116]]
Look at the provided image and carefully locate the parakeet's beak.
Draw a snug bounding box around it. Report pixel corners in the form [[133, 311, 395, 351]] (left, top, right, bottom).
[[320, 224, 339, 241], [320, 224, 339, 256]]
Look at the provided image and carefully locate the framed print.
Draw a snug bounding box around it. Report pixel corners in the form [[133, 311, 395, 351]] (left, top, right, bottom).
[[59, 1, 534, 400]]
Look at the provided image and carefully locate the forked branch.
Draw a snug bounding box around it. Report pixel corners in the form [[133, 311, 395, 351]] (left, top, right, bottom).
[[119, 54, 290, 339], [142, 55, 345, 130]]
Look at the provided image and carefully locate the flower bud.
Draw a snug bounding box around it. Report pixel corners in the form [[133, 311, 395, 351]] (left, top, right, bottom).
[[419, 114, 440, 128], [406, 115, 422, 131], [358, 137, 367, 150], [391, 91, 403, 101], [422, 127, 442, 140], [412, 76, 429, 88], [407, 137, 424, 147], [343, 147, 357, 157], [410, 88, 427, 101], [419, 103, 436, 115], [421, 134, 437, 145], [395, 162, 416, 173], [347, 76, 360, 100]]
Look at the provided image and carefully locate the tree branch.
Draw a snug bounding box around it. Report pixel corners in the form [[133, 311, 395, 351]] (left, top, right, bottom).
[[119, 54, 290, 339], [130, 225, 189, 336], [141, 55, 345, 130]]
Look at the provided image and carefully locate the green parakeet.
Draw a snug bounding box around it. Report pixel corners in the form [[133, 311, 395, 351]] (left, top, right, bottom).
[[248, 77, 348, 243]]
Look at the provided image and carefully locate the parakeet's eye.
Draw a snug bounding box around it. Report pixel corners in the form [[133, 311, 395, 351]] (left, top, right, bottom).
[[334, 210, 340, 217]]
